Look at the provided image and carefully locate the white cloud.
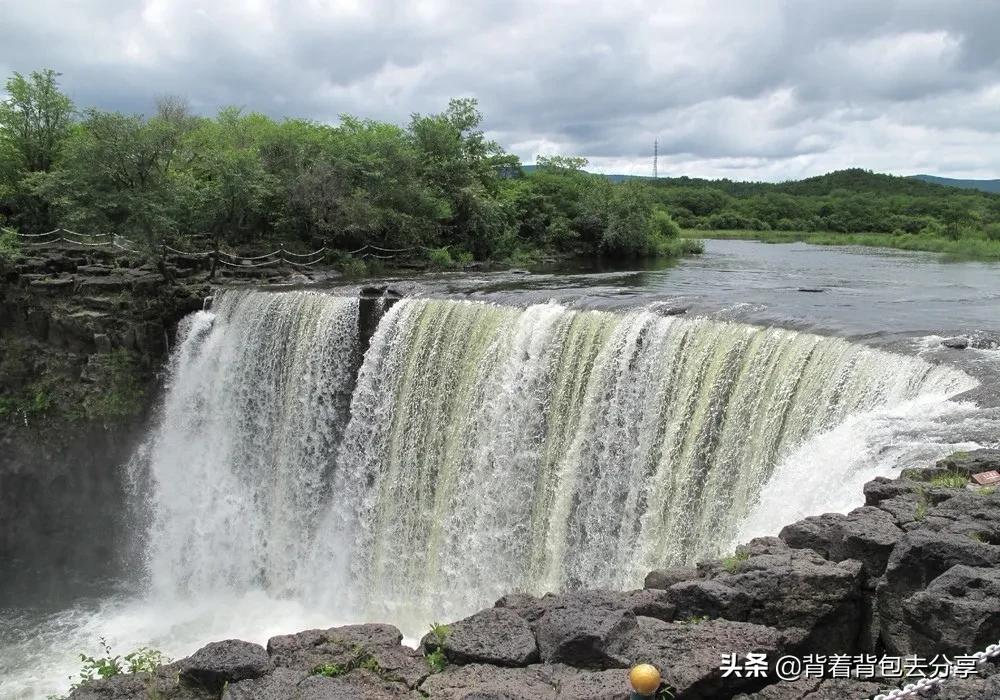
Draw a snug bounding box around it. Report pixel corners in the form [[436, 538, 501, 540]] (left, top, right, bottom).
[[0, 0, 998, 181]]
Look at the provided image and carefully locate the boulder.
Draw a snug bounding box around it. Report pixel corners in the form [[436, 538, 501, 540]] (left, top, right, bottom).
[[267, 623, 402, 669], [877, 529, 1000, 654], [222, 667, 308, 700], [901, 565, 1000, 656], [266, 623, 426, 688], [67, 668, 210, 700], [608, 616, 788, 699], [942, 336, 970, 349], [936, 449, 1000, 477], [418, 663, 559, 699], [498, 588, 674, 624], [779, 506, 903, 577], [668, 579, 751, 620], [422, 607, 538, 667], [295, 669, 409, 699], [644, 565, 700, 590], [529, 592, 639, 667], [178, 639, 271, 692], [700, 538, 865, 653]]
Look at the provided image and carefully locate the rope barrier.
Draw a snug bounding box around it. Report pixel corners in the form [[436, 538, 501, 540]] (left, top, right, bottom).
[[163, 244, 212, 257], [215, 258, 281, 268], [216, 249, 282, 261], [869, 640, 1000, 699], [283, 248, 328, 257], [10, 228, 62, 237], [7, 226, 432, 271]]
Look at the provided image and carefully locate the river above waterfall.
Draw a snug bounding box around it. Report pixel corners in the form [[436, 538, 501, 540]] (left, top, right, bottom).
[[3, 239, 1000, 699]]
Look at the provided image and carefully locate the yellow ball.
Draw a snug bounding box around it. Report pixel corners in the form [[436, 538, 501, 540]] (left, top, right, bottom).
[[629, 663, 661, 694]]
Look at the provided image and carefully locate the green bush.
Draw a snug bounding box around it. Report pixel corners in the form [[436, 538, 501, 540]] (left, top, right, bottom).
[[56, 638, 169, 698], [0, 227, 21, 265], [339, 256, 367, 278], [427, 247, 453, 269]]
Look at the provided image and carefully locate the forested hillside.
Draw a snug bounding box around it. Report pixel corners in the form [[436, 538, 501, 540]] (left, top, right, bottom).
[[0, 70, 695, 268], [645, 169, 1000, 239]]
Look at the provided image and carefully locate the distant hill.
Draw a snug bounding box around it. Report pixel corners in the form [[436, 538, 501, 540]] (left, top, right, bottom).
[[910, 174, 1000, 194], [521, 165, 1000, 196]]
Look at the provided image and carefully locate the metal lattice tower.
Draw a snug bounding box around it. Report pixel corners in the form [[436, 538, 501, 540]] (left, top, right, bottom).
[[653, 139, 658, 178]]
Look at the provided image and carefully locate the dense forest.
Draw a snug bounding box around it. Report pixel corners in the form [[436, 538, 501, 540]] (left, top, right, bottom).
[[4, 70, 999, 271], [646, 169, 1000, 238], [0, 69, 696, 269]]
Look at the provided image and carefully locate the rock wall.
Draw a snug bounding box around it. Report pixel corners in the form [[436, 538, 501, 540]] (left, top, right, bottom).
[[0, 244, 208, 604], [67, 451, 1000, 699]]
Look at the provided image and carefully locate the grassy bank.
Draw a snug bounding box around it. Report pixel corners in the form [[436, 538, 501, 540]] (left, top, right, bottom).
[[687, 229, 1000, 260]]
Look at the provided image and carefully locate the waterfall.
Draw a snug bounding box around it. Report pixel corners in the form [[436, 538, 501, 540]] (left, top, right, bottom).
[[137, 291, 977, 630]]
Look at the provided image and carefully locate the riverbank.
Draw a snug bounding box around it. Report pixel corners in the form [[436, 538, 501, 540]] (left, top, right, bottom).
[[63, 450, 1000, 699], [686, 229, 1000, 260]]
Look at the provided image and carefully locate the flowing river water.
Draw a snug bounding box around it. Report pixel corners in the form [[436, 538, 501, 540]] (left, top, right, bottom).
[[3, 240, 1000, 698]]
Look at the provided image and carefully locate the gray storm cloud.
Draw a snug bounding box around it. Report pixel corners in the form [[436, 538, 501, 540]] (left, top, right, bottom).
[[0, 0, 998, 180]]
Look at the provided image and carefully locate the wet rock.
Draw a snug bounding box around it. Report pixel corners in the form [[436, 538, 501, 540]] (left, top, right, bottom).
[[422, 607, 538, 667], [296, 669, 409, 699], [942, 336, 969, 349], [668, 579, 752, 621], [936, 449, 1000, 477], [267, 623, 403, 669], [418, 663, 559, 699], [877, 529, 1000, 655], [93, 333, 112, 353], [178, 639, 272, 692], [609, 616, 788, 699], [779, 506, 903, 577], [699, 538, 865, 654], [222, 667, 308, 700], [498, 588, 674, 626], [901, 565, 1000, 656], [530, 593, 639, 667], [265, 623, 427, 687], [541, 664, 631, 699], [77, 275, 130, 293], [644, 565, 700, 590], [27, 275, 75, 293]]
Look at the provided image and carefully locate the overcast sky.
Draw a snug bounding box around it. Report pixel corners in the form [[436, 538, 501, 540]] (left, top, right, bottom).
[[2, 0, 998, 181]]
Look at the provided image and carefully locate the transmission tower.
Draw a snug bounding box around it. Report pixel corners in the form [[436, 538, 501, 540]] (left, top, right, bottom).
[[653, 139, 658, 178]]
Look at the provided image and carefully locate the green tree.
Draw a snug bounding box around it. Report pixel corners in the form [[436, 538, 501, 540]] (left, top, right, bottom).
[[0, 69, 75, 178]]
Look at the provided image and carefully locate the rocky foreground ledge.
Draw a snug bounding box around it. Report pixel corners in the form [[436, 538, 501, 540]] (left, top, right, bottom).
[[69, 450, 1000, 700]]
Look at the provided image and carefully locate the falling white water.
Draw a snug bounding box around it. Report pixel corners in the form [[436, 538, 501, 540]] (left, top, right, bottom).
[[314, 298, 976, 627], [136, 293, 980, 626], [0, 290, 987, 699], [138, 290, 360, 598]]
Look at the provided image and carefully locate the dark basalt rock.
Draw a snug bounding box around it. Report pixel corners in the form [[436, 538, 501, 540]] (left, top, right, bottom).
[[177, 639, 272, 692], [610, 616, 789, 699], [779, 505, 903, 577], [695, 538, 865, 654], [902, 564, 1000, 657], [877, 529, 1000, 655], [936, 448, 1000, 476], [422, 607, 539, 667], [221, 668, 308, 700], [644, 565, 700, 590], [63, 451, 1000, 700], [528, 593, 639, 667], [942, 336, 970, 349]]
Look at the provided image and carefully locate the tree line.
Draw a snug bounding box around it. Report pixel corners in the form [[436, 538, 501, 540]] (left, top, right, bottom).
[[645, 169, 1000, 240], [0, 69, 697, 267]]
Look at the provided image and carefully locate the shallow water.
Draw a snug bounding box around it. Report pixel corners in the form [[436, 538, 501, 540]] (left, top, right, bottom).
[[3, 239, 999, 699]]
